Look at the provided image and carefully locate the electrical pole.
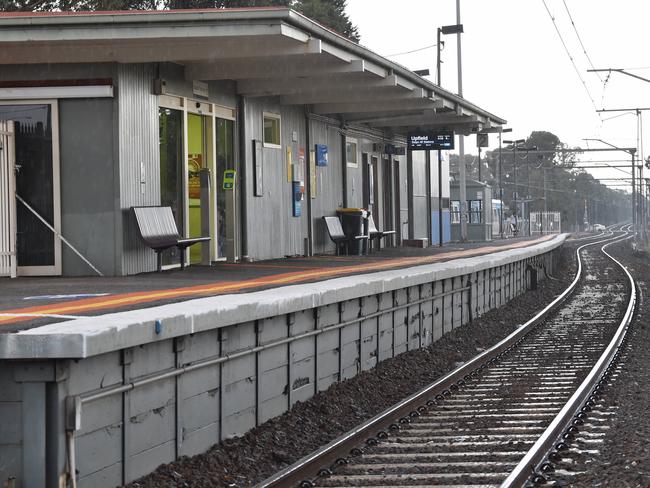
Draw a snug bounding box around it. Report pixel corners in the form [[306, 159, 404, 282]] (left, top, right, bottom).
[[456, 0, 467, 241]]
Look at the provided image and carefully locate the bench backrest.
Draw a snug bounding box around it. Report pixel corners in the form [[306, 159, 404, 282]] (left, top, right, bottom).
[[132, 206, 180, 248], [323, 216, 346, 240]]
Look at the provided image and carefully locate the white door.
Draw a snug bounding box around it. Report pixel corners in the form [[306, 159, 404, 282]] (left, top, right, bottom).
[[0, 101, 62, 276], [0, 120, 17, 278]]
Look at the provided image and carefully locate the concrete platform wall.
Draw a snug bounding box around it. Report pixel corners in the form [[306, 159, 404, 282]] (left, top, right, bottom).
[[0, 244, 561, 488]]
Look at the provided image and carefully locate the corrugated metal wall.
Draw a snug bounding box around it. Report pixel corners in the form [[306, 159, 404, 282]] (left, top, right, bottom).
[[310, 118, 344, 254], [117, 64, 160, 275], [244, 99, 307, 260]]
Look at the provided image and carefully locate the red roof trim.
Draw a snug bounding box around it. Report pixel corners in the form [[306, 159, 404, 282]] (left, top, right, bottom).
[[0, 7, 287, 18]]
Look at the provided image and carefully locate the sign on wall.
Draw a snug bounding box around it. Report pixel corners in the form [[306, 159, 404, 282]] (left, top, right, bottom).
[[408, 132, 455, 151], [315, 144, 328, 166]]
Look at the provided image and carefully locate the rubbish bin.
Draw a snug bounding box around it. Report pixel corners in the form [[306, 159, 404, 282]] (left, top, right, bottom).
[[336, 208, 368, 255]]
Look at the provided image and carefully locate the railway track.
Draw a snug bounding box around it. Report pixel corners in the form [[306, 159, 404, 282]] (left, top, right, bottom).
[[258, 227, 636, 488]]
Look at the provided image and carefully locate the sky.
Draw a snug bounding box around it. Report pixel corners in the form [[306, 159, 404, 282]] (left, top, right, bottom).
[[346, 0, 650, 191]]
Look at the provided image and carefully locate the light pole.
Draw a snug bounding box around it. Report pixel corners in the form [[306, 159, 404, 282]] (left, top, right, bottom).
[[503, 139, 526, 232], [497, 128, 512, 238], [436, 24, 464, 86], [436, 21, 463, 245]]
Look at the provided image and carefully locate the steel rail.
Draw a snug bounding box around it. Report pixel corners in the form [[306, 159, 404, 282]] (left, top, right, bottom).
[[501, 232, 636, 487], [256, 232, 625, 488]]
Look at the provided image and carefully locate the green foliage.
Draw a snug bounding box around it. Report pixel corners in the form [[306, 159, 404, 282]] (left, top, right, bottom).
[[0, 0, 360, 42], [480, 130, 630, 229]]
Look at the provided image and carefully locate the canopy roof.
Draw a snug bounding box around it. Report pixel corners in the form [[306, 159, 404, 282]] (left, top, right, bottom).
[[0, 7, 506, 135]]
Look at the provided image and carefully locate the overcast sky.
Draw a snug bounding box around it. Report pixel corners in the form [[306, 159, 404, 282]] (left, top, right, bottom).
[[346, 0, 650, 190]]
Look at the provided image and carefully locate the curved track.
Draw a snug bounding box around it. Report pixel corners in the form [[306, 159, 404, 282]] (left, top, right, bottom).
[[259, 228, 635, 488]]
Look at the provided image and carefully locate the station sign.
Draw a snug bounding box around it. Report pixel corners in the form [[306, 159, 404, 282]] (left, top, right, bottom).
[[408, 131, 455, 151]]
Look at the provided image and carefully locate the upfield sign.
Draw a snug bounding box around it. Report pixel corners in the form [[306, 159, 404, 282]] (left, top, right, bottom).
[[408, 132, 455, 151]]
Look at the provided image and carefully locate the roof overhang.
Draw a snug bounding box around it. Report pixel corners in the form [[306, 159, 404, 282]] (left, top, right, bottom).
[[0, 8, 506, 137]]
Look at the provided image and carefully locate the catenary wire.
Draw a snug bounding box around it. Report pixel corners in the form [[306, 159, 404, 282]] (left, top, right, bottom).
[[542, 0, 602, 119]]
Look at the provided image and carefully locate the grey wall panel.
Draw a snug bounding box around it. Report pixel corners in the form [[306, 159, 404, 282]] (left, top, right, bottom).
[[0, 365, 22, 486], [59, 99, 117, 276], [67, 351, 122, 397], [77, 462, 122, 488], [76, 422, 122, 480], [76, 396, 122, 444], [244, 98, 307, 260], [407, 286, 420, 350], [310, 120, 344, 254], [117, 64, 160, 275], [128, 381, 175, 455], [129, 440, 175, 482], [181, 393, 218, 435], [433, 281, 443, 340], [182, 423, 219, 458], [179, 367, 220, 402], [131, 339, 174, 379], [0, 403, 21, 444]]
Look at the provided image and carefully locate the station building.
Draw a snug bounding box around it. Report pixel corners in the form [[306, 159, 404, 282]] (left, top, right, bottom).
[[0, 8, 505, 277]]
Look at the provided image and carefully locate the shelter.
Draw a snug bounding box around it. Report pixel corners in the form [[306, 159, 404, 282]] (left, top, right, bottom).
[[0, 8, 505, 276], [451, 177, 493, 241]]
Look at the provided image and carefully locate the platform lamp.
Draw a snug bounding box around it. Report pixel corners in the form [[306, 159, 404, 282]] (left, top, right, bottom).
[[497, 128, 513, 238], [436, 24, 464, 86], [503, 139, 526, 233]]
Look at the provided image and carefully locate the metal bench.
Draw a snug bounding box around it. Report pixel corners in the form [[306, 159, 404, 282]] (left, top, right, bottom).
[[367, 214, 396, 253], [132, 206, 210, 271], [322, 216, 368, 255]]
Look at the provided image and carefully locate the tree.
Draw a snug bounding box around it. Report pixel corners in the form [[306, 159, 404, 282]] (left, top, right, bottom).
[[0, 0, 361, 43]]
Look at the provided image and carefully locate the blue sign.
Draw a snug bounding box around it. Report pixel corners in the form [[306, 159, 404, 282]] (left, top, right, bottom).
[[408, 132, 455, 151], [315, 144, 328, 166], [292, 181, 302, 217]]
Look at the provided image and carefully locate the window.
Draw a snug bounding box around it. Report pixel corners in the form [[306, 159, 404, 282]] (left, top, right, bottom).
[[346, 137, 358, 167], [468, 200, 483, 224], [451, 200, 461, 223], [263, 113, 281, 147]]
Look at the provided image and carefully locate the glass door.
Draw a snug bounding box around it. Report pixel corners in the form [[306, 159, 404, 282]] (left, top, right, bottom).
[[187, 112, 214, 265], [215, 118, 234, 259], [159, 106, 184, 267], [0, 102, 61, 276]]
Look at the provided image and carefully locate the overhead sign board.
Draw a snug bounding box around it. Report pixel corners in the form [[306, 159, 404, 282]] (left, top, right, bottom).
[[477, 133, 489, 148], [408, 132, 455, 151]]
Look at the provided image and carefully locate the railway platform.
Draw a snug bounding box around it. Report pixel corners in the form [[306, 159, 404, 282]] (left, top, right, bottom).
[[0, 235, 557, 333], [0, 233, 568, 488]]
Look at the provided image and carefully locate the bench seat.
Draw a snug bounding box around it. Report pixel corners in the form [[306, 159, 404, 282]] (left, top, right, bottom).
[[132, 206, 210, 271]]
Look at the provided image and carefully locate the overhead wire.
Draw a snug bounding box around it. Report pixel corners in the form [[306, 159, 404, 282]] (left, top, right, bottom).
[[385, 43, 437, 57], [562, 0, 604, 82], [541, 0, 602, 119]]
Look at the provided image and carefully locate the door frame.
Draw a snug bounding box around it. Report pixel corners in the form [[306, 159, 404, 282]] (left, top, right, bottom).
[[159, 94, 236, 265], [0, 100, 61, 276]]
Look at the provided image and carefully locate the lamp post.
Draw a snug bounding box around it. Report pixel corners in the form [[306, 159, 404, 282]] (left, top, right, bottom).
[[503, 139, 526, 233], [436, 24, 464, 86], [497, 128, 512, 238], [435, 21, 463, 245]]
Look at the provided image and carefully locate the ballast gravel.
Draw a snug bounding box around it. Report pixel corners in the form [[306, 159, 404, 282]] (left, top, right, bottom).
[[550, 240, 650, 488], [127, 245, 575, 488]]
